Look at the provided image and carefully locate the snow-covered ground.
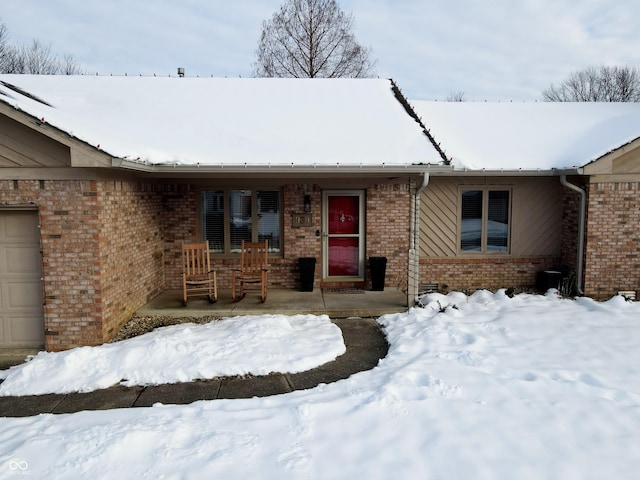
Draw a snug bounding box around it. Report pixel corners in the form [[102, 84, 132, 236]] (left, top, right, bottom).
[[1, 290, 639, 479], [0, 314, 344, 395]]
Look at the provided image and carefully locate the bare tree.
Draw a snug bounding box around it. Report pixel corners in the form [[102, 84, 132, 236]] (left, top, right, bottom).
[[60, 53, 81, 75], [446, 91, 466, 102], [20, 40, 60, 74], [0, 20, 82, 74], [0, 21, 10, 71], [0, 22, 7, 52], [253, 0, 376, 78], [543, 65, 640, 102]]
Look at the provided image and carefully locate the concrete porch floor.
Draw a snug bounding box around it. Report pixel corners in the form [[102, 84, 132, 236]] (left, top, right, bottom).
[[137, 288, 410, 319]]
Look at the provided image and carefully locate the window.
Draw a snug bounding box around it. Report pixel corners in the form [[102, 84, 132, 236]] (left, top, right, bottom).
[[460, 189, 510, 253], [202, 190, 281, 254]]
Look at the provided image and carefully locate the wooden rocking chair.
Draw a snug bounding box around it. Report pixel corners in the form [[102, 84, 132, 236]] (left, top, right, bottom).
[[182, 241, 217, 306], [232, 240, 269, 302]]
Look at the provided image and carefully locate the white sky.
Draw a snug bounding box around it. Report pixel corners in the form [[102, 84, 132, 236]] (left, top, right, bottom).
[[2, 0, 639, 101]]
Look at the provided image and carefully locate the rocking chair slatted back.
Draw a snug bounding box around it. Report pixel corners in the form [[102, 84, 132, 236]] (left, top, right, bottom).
[[240, 240, 269, 274], [232, 240, 269, 302], [182, 241, 217, 305], [183, 242, 211, 276]]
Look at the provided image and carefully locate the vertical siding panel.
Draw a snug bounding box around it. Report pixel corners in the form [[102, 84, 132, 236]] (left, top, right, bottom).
[[420, 178, 457, 257], [511, 178, 562, 256]]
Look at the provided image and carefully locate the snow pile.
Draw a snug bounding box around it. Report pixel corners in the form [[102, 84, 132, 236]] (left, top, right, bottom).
[[0, 314, 345, 395], [1, 291, 640, 479]]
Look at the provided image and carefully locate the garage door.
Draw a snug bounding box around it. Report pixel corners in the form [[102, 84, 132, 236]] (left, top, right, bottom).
[[0, 210, 44, 348]]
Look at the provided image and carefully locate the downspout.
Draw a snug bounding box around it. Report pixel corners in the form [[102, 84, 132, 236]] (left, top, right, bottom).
[[560, 175, 585, 295], [410, 172, 430, 305]]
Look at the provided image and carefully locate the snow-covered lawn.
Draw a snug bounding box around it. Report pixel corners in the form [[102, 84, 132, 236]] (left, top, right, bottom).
[[0, 314, 345, 395], [1, 290, 639, 479]]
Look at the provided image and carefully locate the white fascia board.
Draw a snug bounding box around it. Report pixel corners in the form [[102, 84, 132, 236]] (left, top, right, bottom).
[[111, 158, 453, 175], [439, 167, 583, 177], [112, 158, 582, 177]]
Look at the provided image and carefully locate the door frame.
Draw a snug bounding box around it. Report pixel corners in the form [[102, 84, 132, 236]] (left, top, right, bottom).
[[321, 189, 365, 281]]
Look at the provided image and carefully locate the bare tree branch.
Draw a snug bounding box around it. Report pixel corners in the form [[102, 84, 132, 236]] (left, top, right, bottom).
[[446, 91, 466, 102], [0, 20, 82, 74], [253, 0, 376, 78], [21, 40, 58, 74], [543, 65, 640, 102]]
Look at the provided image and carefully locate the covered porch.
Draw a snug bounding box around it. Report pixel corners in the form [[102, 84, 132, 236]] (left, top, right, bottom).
[[137, 288, 410, 319]]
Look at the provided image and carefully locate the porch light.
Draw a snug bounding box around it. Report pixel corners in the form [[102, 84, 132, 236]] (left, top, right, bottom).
[[304, 195, 311, 213]]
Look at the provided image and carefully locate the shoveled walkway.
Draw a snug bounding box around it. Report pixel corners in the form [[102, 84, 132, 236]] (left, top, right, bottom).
[[0, 318, 388, 418]]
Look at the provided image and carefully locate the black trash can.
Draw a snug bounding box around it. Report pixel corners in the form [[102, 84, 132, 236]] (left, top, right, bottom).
[[370, 257, 387, 291], [299, 257, 316, 292], [536, 270, 562, 292]]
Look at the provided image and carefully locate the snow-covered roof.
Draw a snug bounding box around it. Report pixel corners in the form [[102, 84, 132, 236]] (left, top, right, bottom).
[[411, 101, 640, 171], [0, 75, 443, 168]]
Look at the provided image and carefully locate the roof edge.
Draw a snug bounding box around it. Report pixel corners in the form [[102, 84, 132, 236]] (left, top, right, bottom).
[[444, 167, 583, 177], [112, 158, 582, 176], [112, 158, 453, 174], [583, 135, 640, 168]]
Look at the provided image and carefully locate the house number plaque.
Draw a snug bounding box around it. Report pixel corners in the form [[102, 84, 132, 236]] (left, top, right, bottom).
[[292, 213, 313, 228]]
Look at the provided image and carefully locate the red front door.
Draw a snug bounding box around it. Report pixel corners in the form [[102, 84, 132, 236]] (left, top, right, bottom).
[[323, 191, 364, 279]]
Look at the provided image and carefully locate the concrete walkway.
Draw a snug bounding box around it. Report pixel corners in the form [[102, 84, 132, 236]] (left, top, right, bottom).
[[0, 318, 388, 418]]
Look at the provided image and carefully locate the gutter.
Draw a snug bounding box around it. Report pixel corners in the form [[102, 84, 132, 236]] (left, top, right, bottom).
[[416, 171, 430, 196], [442, 167, 581, 177], [112, 158, 453, 175], [113, 157, 581, 177], [412, 172, 430, 249], [560, 175, 585, 295], [410, 171, 430, 305]]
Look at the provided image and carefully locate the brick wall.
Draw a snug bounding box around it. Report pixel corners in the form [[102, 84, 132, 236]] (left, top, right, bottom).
[[420, 256, 561, 294], [366, 183, 410, 289], [161, 185, 197, 290], [1, 179, 102, 350], [1, 179, 170, 350], [282, 184, 322, 289], [97, 180, 165, 341], [584, 181, 640, 300]]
